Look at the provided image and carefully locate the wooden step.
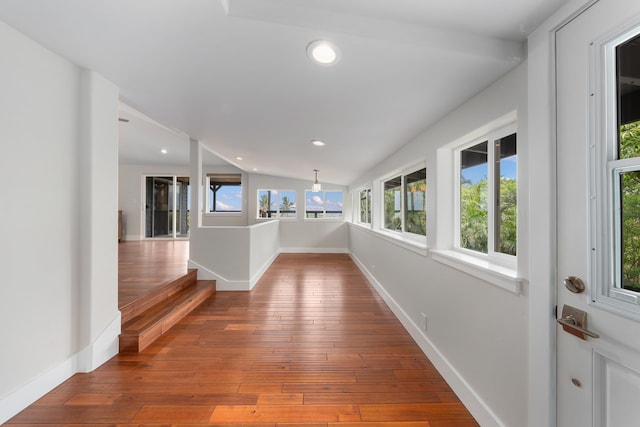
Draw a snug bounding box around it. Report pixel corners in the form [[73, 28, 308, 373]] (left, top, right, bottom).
[[120, 269, 199, 325], [119, 279, 215, 353]]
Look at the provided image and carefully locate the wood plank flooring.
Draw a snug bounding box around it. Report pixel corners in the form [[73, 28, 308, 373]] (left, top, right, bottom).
[[118, 240, 189, 309], [8, 253, 478, 426]]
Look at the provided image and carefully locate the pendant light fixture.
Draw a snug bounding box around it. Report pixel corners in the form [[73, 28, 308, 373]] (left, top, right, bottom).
[[312, 169, 321, 192]]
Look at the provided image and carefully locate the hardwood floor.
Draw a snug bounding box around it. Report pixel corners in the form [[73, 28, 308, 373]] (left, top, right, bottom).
[[118, 240, 189, 309], [7, 253, 478, 426]]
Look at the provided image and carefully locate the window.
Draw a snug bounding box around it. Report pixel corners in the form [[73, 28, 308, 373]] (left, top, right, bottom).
[[305, 190, 343, 219], [257, 189, 297, 218], [596, 28, 640, 314], [457, 126, 517, 258], [383, 167, 426, 236], [359, 188, 371, 224], [206, 173, 242, 213]]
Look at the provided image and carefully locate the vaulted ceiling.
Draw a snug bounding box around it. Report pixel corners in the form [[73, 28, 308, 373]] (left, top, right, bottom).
[[0, 0, 569, 185]]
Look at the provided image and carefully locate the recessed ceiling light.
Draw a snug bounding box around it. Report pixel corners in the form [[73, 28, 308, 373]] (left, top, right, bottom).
[[235, 156, 243, 161], [307, 40, 339, 66], [311, 140, 326, 147], [160, 149, 168, 154], [253, 168, 258, 171]]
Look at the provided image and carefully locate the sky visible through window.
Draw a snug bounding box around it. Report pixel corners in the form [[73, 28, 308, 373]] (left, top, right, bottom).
[[212, 186, 242, 211], [306, 191, 343, 211], [462, 155, 516, 184]]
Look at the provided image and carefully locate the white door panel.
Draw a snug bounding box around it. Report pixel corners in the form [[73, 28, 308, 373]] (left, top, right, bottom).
[[556, 0, 640, 425], [594, 351, 640, 426]]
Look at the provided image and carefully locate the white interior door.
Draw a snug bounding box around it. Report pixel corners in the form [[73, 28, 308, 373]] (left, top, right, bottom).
[[557, 1, 640, 426]]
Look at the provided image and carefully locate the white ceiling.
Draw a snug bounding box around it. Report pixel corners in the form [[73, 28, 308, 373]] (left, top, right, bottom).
[[0, 0, 569, 185]]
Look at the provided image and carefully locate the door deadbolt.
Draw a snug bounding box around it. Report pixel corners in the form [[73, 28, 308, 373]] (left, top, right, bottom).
[[563, 276, 585, 293]]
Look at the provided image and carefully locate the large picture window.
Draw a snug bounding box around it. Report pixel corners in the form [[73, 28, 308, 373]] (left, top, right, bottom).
[[257, 189, 297, 218], [457, 126, 517, 257], [206, 173, 242, 213], [304, 190, 343, 219], [383, 167, 426, 236]]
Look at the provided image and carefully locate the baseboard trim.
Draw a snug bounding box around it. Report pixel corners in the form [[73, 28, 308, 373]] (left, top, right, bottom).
[[250, 251, 279, 289], [0, 356, 76, 424], [280, 247, 348, 254], [77, 312, 121, 373], [349, 251, 506, 427], [0, 313, 120, 424], [188, 259, 251, 291]]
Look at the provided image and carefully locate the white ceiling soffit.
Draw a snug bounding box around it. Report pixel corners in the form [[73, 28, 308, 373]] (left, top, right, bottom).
[[223, 0, 524, 63], [118, 102, 191, 166], [119, 103, 229, 167]]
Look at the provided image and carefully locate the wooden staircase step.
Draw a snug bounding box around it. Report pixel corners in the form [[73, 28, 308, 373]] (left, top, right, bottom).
[[120, 269, 198, 325], [119, 279, 215, 353]]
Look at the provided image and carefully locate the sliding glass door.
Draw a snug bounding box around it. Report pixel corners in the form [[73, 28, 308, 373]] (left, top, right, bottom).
[[145, 176, 190, 239]]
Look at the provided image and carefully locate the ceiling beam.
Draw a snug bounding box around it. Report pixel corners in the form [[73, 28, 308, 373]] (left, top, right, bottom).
[[223, 0, 524, 63]]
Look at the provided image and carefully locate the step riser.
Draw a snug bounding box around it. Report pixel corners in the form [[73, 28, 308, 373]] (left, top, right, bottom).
[[119, 278, 215, 353]]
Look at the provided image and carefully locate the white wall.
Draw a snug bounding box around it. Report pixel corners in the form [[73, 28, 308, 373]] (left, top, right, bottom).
[[0, 19, 80, 403], [188, 221, 280, 290], [77, 70, 120, 371], [188, 141, 350, 290], [118, 164, 190, 240], [0, 21, 119, 422], [347, 63, 529, 427], [248, 173, 350, 252]]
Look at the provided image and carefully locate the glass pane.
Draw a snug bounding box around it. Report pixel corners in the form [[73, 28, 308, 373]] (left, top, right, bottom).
[[495, 134, 517, 255], [620, 170, 640, 292], [258, 190, 276, 218], [211, 184, 241, 212], [325, 191, 343, 218], [460, 141, 488, 253], [360, 189, 371, 223], [617, 32, 640, 159], [305, 190, 324, 218], [176, 177, 190, 237], [279, 190, 296, 217], [404, 168, 426, 236], [384, 176, 402, 231], [146, 176, 172, 238]]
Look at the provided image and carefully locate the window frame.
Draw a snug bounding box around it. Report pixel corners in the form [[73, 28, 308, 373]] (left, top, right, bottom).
[[453, 123, 517, 269], [380, 163, 427, 243], [205, 173, 243, 215], [304, 189, 344, 220], [256, 189, 297, 220]]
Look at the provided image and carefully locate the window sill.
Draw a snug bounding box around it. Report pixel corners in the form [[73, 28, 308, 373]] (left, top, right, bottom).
[[349, 223, 428, 257], [204, 212, 243, 216], [256, 217, 298, 221], [430, 249, 524, 294]]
